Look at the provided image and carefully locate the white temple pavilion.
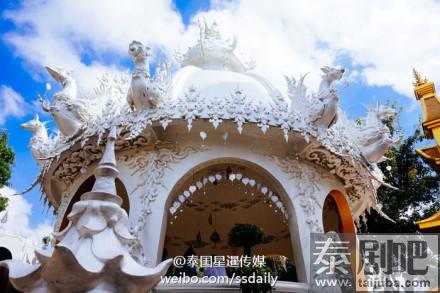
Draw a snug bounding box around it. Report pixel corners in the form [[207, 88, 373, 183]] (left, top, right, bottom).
[[1, 21, 398, 292]]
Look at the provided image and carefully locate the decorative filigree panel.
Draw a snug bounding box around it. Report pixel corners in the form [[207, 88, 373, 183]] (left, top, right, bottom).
[[266, 154, 328, 233]]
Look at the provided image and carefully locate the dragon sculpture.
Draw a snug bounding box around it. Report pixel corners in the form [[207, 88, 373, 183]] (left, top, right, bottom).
[[286, 66, 344, 135], [348, 101, 400, 163]]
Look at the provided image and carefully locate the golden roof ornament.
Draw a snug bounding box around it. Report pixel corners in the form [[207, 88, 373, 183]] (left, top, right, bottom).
[[412, 67, 440, 175], [412, 68, 428, 87]]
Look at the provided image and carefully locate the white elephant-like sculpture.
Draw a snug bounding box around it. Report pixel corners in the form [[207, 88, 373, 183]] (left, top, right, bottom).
[[127, 41, 166, 111], [39, 66, 90, 136]]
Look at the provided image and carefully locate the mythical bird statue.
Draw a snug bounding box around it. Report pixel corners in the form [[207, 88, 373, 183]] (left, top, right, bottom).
[[39, 66, 90, 136], [127, 41, 165, 111], [20, 114, 52, 166]]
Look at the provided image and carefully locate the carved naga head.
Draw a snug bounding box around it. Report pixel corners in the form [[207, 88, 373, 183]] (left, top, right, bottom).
[[321, 66, 345, 83], [45, 66, 72, 85], [128, 40, 151, 61], [21, 114, 46, 132]]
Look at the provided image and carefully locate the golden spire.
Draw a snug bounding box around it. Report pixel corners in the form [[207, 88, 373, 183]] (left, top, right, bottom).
[[413, 68, 428, 87]]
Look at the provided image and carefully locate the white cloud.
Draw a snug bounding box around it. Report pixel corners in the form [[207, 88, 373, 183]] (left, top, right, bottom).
[[4, 0, 440, 98], [0, 187, 52, 262], [3, 0, 188, 90], [0, 85, 28, 125], [194, 0, 440, 96]]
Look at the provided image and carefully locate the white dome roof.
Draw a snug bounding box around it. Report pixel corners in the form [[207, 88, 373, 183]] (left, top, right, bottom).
[[170, 65, 280, 106], [170, 20, 283, 106]]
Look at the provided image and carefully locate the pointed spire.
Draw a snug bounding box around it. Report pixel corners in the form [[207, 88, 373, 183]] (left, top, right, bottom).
[[413, 68, 428, 87], [82, 126, 121, 205]]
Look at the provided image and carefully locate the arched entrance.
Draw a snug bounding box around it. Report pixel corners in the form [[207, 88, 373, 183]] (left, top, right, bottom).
[[59, 176, 130, 230], [322, 190, 355, 234], [322, 190, 359, 282], [162, 160, 299, 282]]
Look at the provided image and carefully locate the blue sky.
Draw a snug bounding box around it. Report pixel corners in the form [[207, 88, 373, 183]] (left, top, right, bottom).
[[0, 0, 436, 229]]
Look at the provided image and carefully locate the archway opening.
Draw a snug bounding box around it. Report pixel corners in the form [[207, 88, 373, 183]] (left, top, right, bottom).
[[322, 190, 355, 234], [163, 162, 298, 282], [322, 190, 358, 280], [59, 176, 130, 230]]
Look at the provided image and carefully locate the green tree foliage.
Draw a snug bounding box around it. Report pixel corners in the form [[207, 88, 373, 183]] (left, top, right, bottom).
[[228, 224, 264, 256], [0, 196, 8, 212], [0, 131, 14, 212], [361, 128, 440, 233]]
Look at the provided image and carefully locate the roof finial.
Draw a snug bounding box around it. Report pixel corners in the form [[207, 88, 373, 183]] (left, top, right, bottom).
[[82, 126, 121, 204], [413, 68, 428, 87]]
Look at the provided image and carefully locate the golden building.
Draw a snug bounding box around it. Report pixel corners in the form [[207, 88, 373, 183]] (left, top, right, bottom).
[[413, 69, 440, 174], [413, 69, 440, 232]]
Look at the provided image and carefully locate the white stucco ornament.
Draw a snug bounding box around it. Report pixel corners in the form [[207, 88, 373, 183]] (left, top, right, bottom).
[[287, 67, 344, 136], [341, 101, 399, 163], [20, 114, 52, 165], [0, 127, 172, 292], [315, 67, 345, 131], [39, 66, 91, 137], [178, 19, 254, 72], [126, 41, 169, 111]]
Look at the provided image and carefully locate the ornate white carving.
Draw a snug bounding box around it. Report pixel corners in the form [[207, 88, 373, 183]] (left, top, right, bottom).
[[177, 19, 254, 72], [177, 87, 204, 131], [266, 154, 326, 233], [54, 144, 102, 184], [226, 88, 253, 134], [33, 76, 380, 218], [20, 115, 54, 165], [317, 67, 345, 102], [285, 73, 308, 106], [287, 67, 344, 137], [345, 101, 399, 163], [50, 130, 156, 185], [39, 66, 91, 137], [207, 95, 225, 129], [35, 68, 353, 173], [120, 145, 200, 237], [300, 143, 375, 207], [127, 41, 168, 111], [314, 66, 344, 133]]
